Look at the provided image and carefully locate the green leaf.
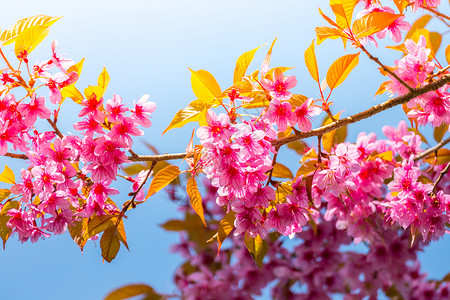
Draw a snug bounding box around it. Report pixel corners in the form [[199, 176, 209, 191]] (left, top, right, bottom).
[[190, 69, 222, 103], [104, 284, 163, 300], [0, 200, 20, 249], [326, 53, 359, 90], [100, 226, 120, 263], [1, 15, 62, 45], [244, 233, 267, 268], [233, 46, 261, 83], [146, 165, 181, 200], [0, 165, 15, 184], [186, 177, 206, 227]]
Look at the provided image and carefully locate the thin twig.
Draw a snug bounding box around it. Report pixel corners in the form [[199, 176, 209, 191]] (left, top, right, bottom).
[[432, 162, 450, 195], [46, 118, 64, 139], [317, 135, 322, 164], [272, 75, 450, 148], [427, 65, 450, 80], [127, 152, 192, 162], [414, 136, 450, 161], [360, 45, 414, 93], [266, 146, 280, 186], [4, 152, 28, 160], [423, 5, 450, 22]]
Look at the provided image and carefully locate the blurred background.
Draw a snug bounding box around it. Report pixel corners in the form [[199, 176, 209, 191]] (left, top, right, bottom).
[[0, 0, 449, 299]]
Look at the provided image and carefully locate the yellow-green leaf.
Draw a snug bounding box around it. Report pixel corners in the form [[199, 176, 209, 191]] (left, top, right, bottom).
[[83, 215, 117, 240], [105, 284, 162, 300], [271, 163, 294, 179], [84, 67, 110, 100], [434, 124, 449, 143], [352, 12, 401, 39], [14, 25, 49, 58], [0, 200, 19, 249], [315, 26, 347, 45], [233, 46, 261, 83], [304, 40, 319, 83], [1, 15, 62, 45], [405, 15, 432, 40], [244, 233, 267, 268], [146, 165, 181, 200], [101, 226, 120, 263], [97, 67, 110, 93], [162, 99, 212, 134], [326, 53, 359, 90], [322, 112, 347, 153], [0, 165, 15, 184], [425, 149, 450, 165], [190, 69, 221, 103], [216, 210, 236, 252], [61, 85, 84, 104], [187, 177, 206, 227], [0, 189, 11, 201]]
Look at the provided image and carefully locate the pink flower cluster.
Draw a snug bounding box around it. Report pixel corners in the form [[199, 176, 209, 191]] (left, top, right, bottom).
[[2, 41, 156, 243]]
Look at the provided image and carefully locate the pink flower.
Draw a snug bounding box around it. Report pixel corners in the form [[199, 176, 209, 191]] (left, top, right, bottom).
[[107, 117, 143, 148], [31, 162, 65, 195], [105, 94, 128, 123], [293, 98, 321, 132], [197, 110, 231, 142], [17, 95, 51, 126], [260, 68, 297, 101], [130, 94, 156, 128], [265, 99, 295, 132]]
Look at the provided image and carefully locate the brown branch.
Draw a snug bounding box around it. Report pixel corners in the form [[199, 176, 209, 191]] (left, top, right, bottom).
[[127, 152, 191, 162], [272, 75, 450, 148], [360, 45, 414, 93], [4, 152, 28, 160], [46, 118, 64, 139], [423, 6, 450, 22], [414, 135, 450, 161], [432, 162, 450, 195], [266, 146, 280, 186]]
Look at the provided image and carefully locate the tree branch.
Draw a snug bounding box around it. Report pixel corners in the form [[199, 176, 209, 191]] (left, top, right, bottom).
[[127, 152, 191, 162], [360, 45, 414, 93], [47, 118, 64, 139], [432, 162, 450, 195], [271, 75, 450, 148], [4, 152, 28, 160], [423, 6, 450, 22], [414, 136, 450, 161]]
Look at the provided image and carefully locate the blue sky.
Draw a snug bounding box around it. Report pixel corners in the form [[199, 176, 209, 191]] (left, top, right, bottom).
[[0, 1, 449, 299]]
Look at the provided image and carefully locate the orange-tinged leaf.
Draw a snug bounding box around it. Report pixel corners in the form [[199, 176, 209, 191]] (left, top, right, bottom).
[[104, 284, 162, 300], [146, 165, 181, 200], [190, 69, 222, 103], [244, 233, 267, 268], [322, 112, 347, 153], [241, 92, 270, 109], [217, 210, 235, 252], [162, 99, 212, 134], [393, 0, 409, 13], [410, 29, 440, 56], [68, 218, 88, 251], [352, 12, 401, 39], [0, 165, 15, 184], [315, 26, 347, 45], [67, 58, 85, 76], [1, 15, 62, 45], [61, 85, 84, 104], [318, 8, 341, 29], [271, 163, 294, 179], [434, 124, 449, 143], [0, 189, 11, 201], [304, 40, 319, 82], [295, 160, 318, 178], [97, 67, 110, 93], [117, 220, 129, 250], [14, 25, 49, 58], [233, 46, 261, 83], [425, 149, 450, 165], [375, 81, 390, 98], [429, 32, 442, 56], [386, 44, 407, 53], [187, 177, 206, 227], [405, 15, 432, 40], [101, 226, 120, 263], [446, 44, 450, 65], [326, 53, 359, 90], [371, 150, 393, 161], [84, 68, 109, 100], [330, 0, 358, 30], [83, 215, 117, 240]]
